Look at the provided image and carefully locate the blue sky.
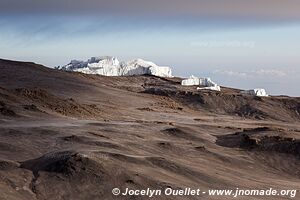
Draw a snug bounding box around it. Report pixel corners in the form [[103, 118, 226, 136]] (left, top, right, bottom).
[[0, 0, 299, 96]]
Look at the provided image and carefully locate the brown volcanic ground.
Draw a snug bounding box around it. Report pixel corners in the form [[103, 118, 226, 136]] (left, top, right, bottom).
[[0, 58, 299, 200]]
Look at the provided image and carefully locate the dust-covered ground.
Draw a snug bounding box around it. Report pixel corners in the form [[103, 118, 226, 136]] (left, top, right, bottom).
[[0, 59, 299, 200]]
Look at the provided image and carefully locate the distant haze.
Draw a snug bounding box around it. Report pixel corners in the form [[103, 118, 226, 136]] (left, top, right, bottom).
[[0, 0, 299, 96]]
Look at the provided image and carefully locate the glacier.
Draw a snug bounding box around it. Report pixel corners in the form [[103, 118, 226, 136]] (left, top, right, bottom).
[[181, 75, 221, 91], [241, 89, 268, 97], [58, 57, 271, 95], [59, 56, 173, 78]]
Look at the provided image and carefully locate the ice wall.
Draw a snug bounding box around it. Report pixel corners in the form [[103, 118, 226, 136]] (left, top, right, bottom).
[[59, 57, 173, 78], [181, 76, 221, 91], [241, 89, 268, 97]]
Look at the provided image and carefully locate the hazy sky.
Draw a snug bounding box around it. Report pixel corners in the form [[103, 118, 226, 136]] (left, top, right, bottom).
[[0, 0, 299, 96]]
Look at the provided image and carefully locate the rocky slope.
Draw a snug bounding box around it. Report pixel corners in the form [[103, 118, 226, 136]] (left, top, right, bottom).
[[0, 58, 299, 200]]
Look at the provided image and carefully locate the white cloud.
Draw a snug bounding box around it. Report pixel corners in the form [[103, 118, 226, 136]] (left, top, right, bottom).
[[213, 68, 288, 78], [252, 69, 287, 77], [213, 69, 248, 77]]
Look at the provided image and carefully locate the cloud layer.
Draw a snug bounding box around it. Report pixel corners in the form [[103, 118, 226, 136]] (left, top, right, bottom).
[[213, 69, 289, 78]]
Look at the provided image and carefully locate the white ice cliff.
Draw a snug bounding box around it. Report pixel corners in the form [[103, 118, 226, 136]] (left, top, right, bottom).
[[181, 75, 221, 91], [241, 89, 268, 97], [59, 56, 173, 78]]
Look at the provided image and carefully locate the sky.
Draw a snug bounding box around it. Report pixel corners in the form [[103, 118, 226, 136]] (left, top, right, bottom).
[[0, 0, 299, 96]]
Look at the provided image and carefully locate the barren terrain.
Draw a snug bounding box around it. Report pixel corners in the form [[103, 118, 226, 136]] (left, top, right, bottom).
[[0, 59, 299, 200]]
